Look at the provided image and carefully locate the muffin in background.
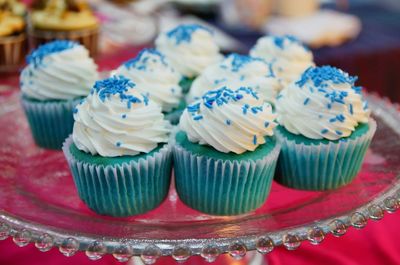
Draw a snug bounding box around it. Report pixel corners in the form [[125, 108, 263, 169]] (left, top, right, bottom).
[[174, 86, 280, 215], [63, 76, 173, 217], [155, 24, 222, 94], [187, 53, 282, 105], [29, 0, 99, 56], [20, 40, 99, 149], [250, 35, 315, 86], [275, 66, 376, 190], [0, 0, 27, 72], [114, 48, 185, 125]]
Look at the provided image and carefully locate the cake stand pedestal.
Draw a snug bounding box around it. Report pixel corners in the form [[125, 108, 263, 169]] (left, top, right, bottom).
[[0, 90, 399, 264]]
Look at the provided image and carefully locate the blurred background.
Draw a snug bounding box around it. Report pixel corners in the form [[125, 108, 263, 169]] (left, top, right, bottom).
[[1, 0, 400, 264]]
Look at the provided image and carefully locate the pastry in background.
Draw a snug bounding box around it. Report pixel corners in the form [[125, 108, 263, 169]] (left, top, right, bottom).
[[187, 53, 282, 105], [0, 0, 27, 72], [250, 35, 315, 87], [29, 0, 99, 56], [20, 40, 99, 149], [273, 0, 319, 17], [155, 24, 222, 95]]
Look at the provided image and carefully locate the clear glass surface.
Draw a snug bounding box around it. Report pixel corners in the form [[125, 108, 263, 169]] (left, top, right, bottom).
[[0, 89, 399, 262]]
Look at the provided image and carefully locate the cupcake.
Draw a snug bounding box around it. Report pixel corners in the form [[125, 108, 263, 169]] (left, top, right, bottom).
[[155, 24, 222, 94], [0, 0, 27, 72], [275, 66, 376, 190], [29, 0, 99, 56], [186, 53, 282, 105], [63, 76, 172, 217], [250, 35, 315, 86], [20, 40, 98, 149], [114, 48, 184, 125], [174, 86, 280, 215]]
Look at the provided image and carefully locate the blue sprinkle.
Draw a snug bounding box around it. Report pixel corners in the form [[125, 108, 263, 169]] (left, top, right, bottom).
[[122, 114, 127, 119], [321, 129, 329, 134], [123, 48, 168, 70], [201, 87, 258, 109], [187, 102, 200, 113], [272, 35, 303, 49], [193, 115, 203, 121], [336, 130, 343, 136], [167, 24, 212, 45], [349, 104, 354, 115], [242, 104, 249, 114], [116, 142, 122, 147], [73, 108, 78, 114], [240, 75, 245, 81], [253, 135, 257, 145], [329, 117, 336, 123], [327, 103, 332, 109], [303, 98, 310, 105], [226, 119, 231, 125], [91, 76, 147, 110], [264, 121, 270, 128], [296, 66, 358, 90], [277, 94, 283, 100], [27, 40, 78, 67], [336, 114, 345, 122]]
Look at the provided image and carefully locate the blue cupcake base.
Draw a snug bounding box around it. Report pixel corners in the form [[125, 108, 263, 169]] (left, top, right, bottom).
[[21, 96, 81, 150], [173, 137, 280, 216], [63, 136, 172, 217], [275, 120, 377, 190]]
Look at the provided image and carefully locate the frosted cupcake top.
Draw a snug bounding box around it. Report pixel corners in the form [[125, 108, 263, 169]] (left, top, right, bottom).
[[250, 35, 315, 85], [187, 53, 282, 104], [180, 87, 277, 154], [276, 66, 370, 140], [155, 24, 222, 78], [20, 40, 98, 101], [115, 48, 182, 112], [72, 76, 170, 157]]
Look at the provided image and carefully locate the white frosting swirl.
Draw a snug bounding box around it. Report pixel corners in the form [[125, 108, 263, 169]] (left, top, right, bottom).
[[20, 40, 99, 101], [250, 35, 314, 85], [180, 87, 277, 154], [114, 49, 182, 112], [276, 66, 370, 140], [155, 24, 222, 78], [72, 76, 170, 157], [187, 53, 282, 104]]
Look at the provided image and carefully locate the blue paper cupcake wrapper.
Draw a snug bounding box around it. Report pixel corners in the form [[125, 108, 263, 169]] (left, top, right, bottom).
[[275, 119, 377, 191], [173, 141, 280, 216], [63, 136, 173, 217], [21, 97, 81, 149]]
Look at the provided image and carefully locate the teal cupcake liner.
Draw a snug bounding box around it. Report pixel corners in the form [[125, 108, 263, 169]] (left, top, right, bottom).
[[179, 76, 195, 94], [275, 119, 377, 191], [62, 136, 172, 217], [173, 140, 280, 216], [21, 96, 81, 150]]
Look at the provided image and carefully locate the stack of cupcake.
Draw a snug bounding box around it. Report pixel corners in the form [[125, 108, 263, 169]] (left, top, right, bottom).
[[20, 24, 376, 217]]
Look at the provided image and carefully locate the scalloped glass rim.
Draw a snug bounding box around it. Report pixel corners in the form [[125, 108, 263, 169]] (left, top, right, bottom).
[[0, 90, 399, 262]]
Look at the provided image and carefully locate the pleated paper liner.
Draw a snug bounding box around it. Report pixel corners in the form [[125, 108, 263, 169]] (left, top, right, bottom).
[[63, 136, 173, 217], [21, 96, 82, 150], [275, 119, 377, 191], [0, 33, 28, 73], [28, 26, 99, 57], [173, 135, 281, 216]]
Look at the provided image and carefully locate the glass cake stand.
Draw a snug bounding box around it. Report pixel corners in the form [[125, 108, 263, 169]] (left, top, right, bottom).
[[0, 89, 399, 264]]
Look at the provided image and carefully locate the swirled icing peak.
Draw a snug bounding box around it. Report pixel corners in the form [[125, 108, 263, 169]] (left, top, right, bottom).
[[155, 23, 222, 77], [27, 40, 78, 67], [187, 53, 281, 104], [115, 48, 182, 112], [250, 35, 315, 85], [73, 76, 170, 157], [166, 24, 212, 44], [276, 66, 370, 140], [20, 40, 98, 101], [180, 86, 277, 154]]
